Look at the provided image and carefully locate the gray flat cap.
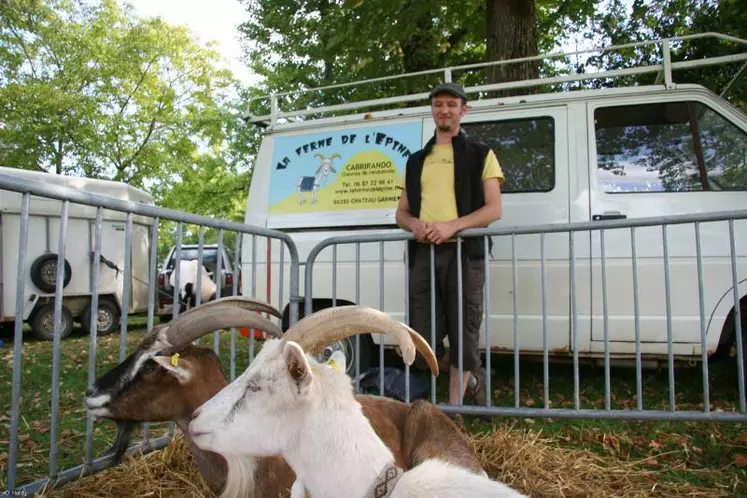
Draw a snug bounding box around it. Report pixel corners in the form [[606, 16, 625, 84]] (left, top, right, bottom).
[[429, 82, 468, 101]]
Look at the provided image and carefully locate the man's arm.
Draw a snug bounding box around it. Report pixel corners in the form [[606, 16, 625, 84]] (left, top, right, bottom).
[[395, 189, 429, 241], [453, 178, 502, 231], [426, 178, 502, 244]]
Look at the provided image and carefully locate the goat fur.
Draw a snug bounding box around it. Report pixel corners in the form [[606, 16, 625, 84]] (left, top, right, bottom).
[[87, 342, 483, 498], [189, 339, 526, 498]]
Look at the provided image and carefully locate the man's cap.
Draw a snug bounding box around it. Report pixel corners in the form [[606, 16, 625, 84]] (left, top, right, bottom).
[[429, 82, 468, 102]]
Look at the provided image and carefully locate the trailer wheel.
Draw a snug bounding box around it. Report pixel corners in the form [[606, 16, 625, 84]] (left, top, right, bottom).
[[81, 300, 120, 336], [30, 254, 72, 293], [30, 303, 73, 341]]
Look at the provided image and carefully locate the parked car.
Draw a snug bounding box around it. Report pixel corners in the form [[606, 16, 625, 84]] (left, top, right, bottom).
[[156, 244, 238, 318]]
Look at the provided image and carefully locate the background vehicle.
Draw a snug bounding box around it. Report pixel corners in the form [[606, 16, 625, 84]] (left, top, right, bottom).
[[156, 244, 238, 317], [239, 34, 747, 376], [0, 167, 155, 340]]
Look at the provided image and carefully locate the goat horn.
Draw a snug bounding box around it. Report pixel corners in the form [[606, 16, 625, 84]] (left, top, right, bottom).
[[161, 307, 284, 353], [282, 306, 432, 370], [178, 296, 282, 320]]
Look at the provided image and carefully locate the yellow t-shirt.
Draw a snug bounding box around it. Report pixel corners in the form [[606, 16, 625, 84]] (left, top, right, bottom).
[[398, 144, 504, 222]]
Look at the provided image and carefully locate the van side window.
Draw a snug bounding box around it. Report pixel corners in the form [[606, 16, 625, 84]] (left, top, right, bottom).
[[595, 101, 747, 193], [461, 116, 555, 193]]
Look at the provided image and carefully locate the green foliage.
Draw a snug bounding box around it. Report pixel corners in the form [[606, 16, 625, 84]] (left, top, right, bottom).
[[0, 0, 256, 257]]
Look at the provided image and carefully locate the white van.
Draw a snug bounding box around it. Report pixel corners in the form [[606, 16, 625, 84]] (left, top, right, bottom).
[[0, 167, 155, 340], [241, 34, 747, 374]]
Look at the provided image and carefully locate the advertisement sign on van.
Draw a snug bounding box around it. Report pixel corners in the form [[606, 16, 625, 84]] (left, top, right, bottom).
[[268, 121, 423, 214]]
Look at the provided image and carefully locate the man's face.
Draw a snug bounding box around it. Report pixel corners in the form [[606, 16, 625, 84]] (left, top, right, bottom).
[[431, 93, 467, 132]]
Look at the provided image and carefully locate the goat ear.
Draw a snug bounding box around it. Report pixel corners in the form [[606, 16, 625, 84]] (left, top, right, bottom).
[[283, 341, 312, 394], [152, 355, 192, 384]]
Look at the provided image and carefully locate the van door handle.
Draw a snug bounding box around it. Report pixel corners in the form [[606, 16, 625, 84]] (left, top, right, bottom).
[[592, 212, 627, 221]]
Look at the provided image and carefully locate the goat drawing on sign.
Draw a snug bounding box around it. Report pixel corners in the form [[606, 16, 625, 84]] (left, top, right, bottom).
[[297, 152, 341, 204]]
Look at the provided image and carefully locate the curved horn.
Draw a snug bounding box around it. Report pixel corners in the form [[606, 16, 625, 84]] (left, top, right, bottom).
[[178, 296, 282, 320], [313, 152, 325, 160], [160, 307, 284, 353], [282, 306, 421, 367], [406, 329, 439, 376], [329, 153, 342, 161]]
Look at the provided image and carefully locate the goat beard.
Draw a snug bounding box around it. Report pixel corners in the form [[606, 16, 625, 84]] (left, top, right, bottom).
[[103, 420, 137, 464]]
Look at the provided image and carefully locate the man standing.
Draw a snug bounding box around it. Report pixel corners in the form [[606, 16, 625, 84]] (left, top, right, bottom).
[[395, 82, 504, 411]]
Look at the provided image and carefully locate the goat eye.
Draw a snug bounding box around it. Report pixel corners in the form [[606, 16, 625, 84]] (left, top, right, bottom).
[[247, 382, 261, 392]]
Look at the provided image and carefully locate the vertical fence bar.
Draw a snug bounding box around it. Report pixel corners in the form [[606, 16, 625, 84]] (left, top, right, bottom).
[[85, 207, 104, 467], [195, 226, 205, 310], [404, 242, 410, 403], [332, 245, 337, 307], [662, 224, 676, 411], [570, 231, 579, 409], [379, 241, 385, 396], [49, 200, 70, 480], [631, 227, 642, 410], [278, 239, 286, 329], [230, 234, 242, 379], [541, 232, 549, 408], [512, 234, 520, 409], [172, 223, 184, 320], [355, 242, 361, 392], [118, 212, 133, 362], [430, 243, 437, 404], [142, 216, 160, 445], [728, 220, 745, 413], [7, 193, 30, 491], [601, 228, 611, 410], [214, 229, 224, 355], [250, 234, 257, 362], [695, 222, 710, 413], [484, 236, 492, 408], [457, 238, 464, 405]]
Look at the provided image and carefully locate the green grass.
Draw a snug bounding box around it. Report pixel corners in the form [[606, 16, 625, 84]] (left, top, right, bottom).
[[2, 321, 746, 494]]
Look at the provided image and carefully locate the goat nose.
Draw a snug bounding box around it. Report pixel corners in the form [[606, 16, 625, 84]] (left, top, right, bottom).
[[85, 386, 95, 397], [191, 407, 201, 420]]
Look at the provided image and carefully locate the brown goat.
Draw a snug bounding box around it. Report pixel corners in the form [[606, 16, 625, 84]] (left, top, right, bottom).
[[85, 297, 483, 497]]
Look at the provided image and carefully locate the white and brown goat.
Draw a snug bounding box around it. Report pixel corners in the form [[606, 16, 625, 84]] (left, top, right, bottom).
[[85, 297, 484, 497], [189, 305, 527, 498]]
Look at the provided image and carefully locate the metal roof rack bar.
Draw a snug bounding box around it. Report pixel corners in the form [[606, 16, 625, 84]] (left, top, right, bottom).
[[244, 32, 747, 126]]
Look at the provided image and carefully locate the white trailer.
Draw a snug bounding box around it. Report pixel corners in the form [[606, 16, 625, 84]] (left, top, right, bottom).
[[0, 167, 155, 340]]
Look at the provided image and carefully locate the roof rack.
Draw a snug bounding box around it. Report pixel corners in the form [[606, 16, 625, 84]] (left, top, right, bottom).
[[244, 32, 747, 128]]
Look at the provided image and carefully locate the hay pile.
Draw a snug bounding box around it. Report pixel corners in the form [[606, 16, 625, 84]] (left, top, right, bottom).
[[38, 428, 728, 498]]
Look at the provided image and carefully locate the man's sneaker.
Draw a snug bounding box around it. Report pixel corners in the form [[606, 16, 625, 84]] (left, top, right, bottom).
[[465, 367, 488, 407]]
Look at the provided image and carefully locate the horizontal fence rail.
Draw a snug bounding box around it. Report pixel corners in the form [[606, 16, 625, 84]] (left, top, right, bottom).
[[304, 209, 747, 423], [0, 173, 301, 495]]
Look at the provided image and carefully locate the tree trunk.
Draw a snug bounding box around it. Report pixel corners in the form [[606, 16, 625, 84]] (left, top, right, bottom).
[[486, 0, 538, 96]]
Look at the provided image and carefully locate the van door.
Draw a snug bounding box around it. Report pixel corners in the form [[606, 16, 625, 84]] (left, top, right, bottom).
[[587, 95, 747, 356], [427, 105, 581, 354]]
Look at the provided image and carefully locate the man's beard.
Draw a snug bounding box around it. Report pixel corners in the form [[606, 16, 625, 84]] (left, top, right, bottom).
[[437, 123, 453, 132]]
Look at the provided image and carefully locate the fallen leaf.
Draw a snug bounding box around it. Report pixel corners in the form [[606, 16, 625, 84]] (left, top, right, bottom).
[[525, 398, 535, 407], [643, 457, 660, 467], [735, 454, 747, 468]]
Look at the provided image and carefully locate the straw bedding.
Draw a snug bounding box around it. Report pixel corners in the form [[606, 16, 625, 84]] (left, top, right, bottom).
[[37, 427, 728, 498]]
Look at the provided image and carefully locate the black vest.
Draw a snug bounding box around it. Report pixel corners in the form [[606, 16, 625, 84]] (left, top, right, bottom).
[[404, 130, 492, 268]]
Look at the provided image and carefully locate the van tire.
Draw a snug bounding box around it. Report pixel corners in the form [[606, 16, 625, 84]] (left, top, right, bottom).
[[30, 303, 73, 341], [81, 300, 120, 336], [30, 254, 72, 293], [720, 298, 747, 396]]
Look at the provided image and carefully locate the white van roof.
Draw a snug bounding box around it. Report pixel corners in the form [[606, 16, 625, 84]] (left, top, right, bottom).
[[244, 32, 747, 131]]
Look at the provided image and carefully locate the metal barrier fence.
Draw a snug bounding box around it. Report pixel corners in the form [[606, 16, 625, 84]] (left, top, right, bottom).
[[2, 168, 747, 495], [0, 173, 301, 495], [304, 209, 747, 422]]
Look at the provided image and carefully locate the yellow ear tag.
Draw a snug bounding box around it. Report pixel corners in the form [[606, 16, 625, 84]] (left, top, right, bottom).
[[171, 353, 180, 367], [328, 358, 341, 372]]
